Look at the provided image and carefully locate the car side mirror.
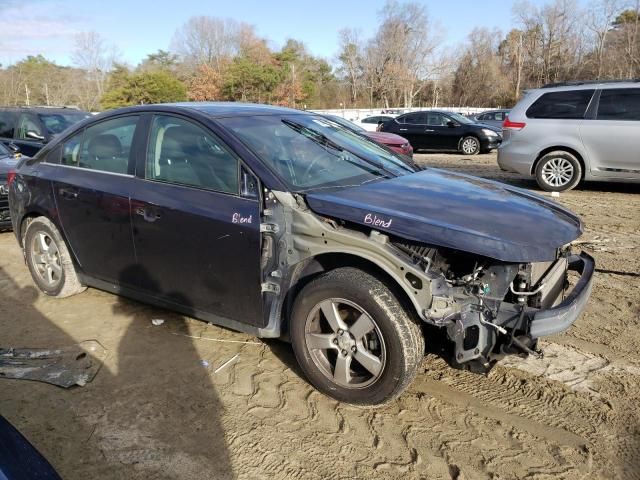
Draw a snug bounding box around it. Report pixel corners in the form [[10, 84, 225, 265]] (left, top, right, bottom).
[[26, 131, 45, 141], [7, 142, 20, 153], [446, 121, 458, 128]]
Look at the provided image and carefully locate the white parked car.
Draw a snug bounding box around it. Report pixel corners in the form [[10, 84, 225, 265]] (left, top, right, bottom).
[[354, 115, 395, 132]]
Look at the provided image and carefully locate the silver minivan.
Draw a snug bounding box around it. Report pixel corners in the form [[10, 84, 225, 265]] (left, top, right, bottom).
[[497, 81, 640, 191]]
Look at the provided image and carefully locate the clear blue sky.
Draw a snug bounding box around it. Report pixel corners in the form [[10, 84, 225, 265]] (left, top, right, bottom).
[[0, 0, 586, 67]]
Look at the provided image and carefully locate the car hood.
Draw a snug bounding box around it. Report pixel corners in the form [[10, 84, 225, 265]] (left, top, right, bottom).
[[305, 169, 582, 262], [364, 131, 409, 146]]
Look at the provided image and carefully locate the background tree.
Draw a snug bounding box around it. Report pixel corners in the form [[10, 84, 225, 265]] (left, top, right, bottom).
[[101, 70, 187, 109]]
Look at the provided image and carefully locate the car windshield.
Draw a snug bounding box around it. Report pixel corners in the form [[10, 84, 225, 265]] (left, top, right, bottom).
[[38, 112, 90, 135], [220, 114, 417, 191], [447, 112, 474, 125]]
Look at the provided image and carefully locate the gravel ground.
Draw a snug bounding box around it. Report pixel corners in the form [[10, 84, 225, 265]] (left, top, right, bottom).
[[0, 152, 639, 479]]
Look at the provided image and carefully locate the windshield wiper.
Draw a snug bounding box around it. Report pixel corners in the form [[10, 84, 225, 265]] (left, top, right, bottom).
[[281, 119, 403, 178], [281, 119, 344, 153]]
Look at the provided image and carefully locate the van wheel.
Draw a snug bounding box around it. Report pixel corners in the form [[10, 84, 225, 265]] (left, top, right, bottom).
[[24, 217, 85, 298], [290, 267, 425, 406], [535, 151, 582, 192], [460, 136, 480, 155]]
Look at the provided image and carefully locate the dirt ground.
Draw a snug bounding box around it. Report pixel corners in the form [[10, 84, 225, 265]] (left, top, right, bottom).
[[1, 152, 639, 479]]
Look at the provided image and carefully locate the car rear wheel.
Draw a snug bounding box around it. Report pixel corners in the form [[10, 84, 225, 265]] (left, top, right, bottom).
[[290, 267, 425, 405], [535, 151, 582, 192], [24, 217, 85, 298], [460, 136, 480, 155]]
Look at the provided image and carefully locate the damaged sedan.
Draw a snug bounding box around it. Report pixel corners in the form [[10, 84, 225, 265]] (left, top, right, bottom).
[[8, 103, 594, 405]]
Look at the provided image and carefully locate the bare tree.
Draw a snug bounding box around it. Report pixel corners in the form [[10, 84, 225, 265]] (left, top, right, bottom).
[[586, 0, 622, 78], [514, 0, 584, 85], [72, 31, 119, 109], [337, 28, 363, 105], [171, 16, 254, 73]]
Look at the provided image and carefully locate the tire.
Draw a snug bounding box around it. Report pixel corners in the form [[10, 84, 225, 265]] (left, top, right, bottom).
[[535, 151, 582, 192], [460, 136, 480, 155], [290, 267, 425, 406], [23, 217, 85, 298]]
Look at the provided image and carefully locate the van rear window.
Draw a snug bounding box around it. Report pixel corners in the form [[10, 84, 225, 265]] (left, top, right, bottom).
[[526, 90, 595, 119]]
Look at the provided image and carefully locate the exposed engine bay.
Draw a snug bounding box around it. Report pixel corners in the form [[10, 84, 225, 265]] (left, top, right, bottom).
[[394, 240, 571, 370]]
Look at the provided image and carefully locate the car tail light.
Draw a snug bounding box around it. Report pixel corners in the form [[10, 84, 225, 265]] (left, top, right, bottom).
[[502, 116, 526, 130], [7, 170, 16, 186]]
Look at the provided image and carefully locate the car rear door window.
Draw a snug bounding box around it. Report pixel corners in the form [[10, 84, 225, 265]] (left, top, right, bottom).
[[526, 89, 595, 119], [146, 115, 239, 195], [0, 111, 16, 138], [60, 116, 137, 173], [596, 88, 640, 121], [61, 132, 83, 166]]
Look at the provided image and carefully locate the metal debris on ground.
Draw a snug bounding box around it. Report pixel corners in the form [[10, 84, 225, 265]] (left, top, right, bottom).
[[170, 332, 262, 345], [0, 340, 107, 388], [214, 354, 240, 374]]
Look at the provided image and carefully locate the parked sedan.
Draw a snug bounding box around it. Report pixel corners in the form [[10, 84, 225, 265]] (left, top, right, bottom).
[[9, 102, 594, 405], [468, 109, 510, 130], [380, 110, 502, 154], [322, 114, 413, 157]]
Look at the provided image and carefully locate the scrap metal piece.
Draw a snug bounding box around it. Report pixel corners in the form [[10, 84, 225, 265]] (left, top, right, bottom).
[[0, 340, 106, 388]]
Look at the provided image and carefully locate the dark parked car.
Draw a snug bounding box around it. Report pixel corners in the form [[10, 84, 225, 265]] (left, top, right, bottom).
[[0, 106, 91, 157], [9, 103, 594, 405], [468, 109, 510, 130], [0, 142, 20, 229], [380, 110, 502, 155], [322, 114, 414, 157]]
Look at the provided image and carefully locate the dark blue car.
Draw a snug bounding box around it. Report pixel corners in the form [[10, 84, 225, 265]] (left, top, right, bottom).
[[0, 142, 20, 229], [8, 103, 594, 405]]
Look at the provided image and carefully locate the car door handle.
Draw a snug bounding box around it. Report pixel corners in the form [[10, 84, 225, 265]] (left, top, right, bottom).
[[135, 207, 161, 223], [399, 128, 408, 131], [424, 129, 435, 132], [59, 187, 79, 199]]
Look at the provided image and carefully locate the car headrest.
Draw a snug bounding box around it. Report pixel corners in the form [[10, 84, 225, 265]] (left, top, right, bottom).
[[160, 126, 201, 163], [87, 134, 122, 159]]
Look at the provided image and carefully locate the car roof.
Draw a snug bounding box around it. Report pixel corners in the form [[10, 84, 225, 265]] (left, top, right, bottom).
[[163, 102, 306, 118], [535, 80, 640, 93]]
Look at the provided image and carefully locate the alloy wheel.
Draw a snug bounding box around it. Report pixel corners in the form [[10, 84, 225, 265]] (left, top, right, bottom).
[[30, 231, 63, 289], [462, 137, 479, 154], [304, 298, 386, 389], [541, 157, 574, 187]]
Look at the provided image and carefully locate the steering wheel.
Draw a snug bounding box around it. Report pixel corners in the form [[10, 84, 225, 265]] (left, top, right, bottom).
[[301, 152, 335, 183]]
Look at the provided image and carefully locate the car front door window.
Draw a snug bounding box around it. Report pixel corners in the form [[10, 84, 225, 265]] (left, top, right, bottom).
[[16, 114, 44, 141]]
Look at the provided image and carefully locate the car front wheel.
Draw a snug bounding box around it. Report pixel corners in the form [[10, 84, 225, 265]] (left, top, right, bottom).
[[460, 136, 480, 155], [535, 151, 582, 192], [23, 216, 86, 298], [290, 267, 425, 405]]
